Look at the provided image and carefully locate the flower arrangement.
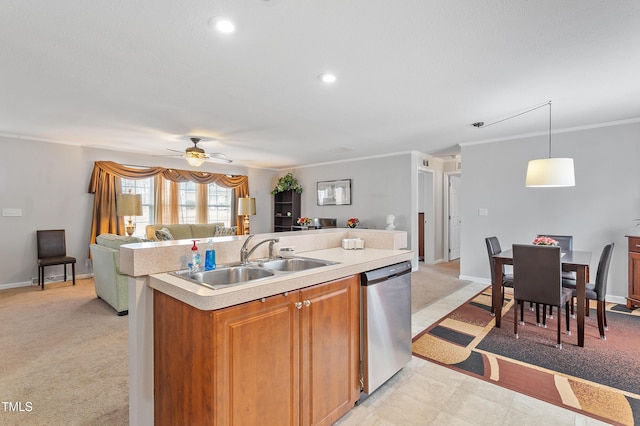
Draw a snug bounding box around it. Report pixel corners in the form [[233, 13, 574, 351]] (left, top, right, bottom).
[[297, 217, 311, 226], [346, 218, 360, 228], [532, 236, 559, 246], [271, 172, 303, 195]]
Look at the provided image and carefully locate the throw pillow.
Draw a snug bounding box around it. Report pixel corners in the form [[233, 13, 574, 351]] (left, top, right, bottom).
[[214, 225, 238, 236], [155, 227, 174, 241]]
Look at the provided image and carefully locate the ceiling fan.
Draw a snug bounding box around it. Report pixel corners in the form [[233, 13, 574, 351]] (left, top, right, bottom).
[[166, 137, 232, 167]]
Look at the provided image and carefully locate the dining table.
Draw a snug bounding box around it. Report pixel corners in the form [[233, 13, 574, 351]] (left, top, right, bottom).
[[493, 248, 592, 347]]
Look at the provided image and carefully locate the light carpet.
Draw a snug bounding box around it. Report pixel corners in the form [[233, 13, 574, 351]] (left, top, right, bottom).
[[0, 279, 128, 426], [411, 260, 470, 313]]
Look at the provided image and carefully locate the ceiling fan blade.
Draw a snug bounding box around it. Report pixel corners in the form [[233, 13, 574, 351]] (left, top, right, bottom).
[[167, 148, 184, 154], [205, 154, 233, 164]]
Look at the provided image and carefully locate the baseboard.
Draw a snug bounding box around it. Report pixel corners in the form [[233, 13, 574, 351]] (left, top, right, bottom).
[[459, 275, 490, 284], [0, 273, 93, 291]]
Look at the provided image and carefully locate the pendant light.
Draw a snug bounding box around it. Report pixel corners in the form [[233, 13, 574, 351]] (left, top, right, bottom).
[[525, 102, 575, 187]]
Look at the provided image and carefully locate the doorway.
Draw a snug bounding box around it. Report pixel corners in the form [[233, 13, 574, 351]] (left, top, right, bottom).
[[417, 169, 435, 264], [445, 173, 461, 261]]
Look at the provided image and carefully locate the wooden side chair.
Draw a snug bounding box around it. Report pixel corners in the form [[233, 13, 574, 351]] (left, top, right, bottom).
[[37, 229, 76, 290]]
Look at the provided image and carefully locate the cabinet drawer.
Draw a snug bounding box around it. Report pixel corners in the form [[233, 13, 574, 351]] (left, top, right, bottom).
[[629, 237, 640, 253]]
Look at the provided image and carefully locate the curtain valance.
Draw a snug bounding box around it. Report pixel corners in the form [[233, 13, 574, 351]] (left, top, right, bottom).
[[88, 161, 249, 245]]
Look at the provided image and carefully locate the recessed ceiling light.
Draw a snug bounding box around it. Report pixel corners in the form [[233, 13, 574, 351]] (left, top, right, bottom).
[[209, 17, 235, 34], [318, 73, 337, 83]]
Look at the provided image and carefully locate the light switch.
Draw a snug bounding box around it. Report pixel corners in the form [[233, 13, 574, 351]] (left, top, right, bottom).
[[2, 208, 22, 217], [478, 208, 488, 216]]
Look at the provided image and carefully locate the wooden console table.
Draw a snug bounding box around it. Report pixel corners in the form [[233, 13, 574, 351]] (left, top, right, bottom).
[[626, 235, 640, 309]]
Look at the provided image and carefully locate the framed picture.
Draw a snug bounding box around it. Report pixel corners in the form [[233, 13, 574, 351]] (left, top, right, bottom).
[[317, 179, 351, 206]]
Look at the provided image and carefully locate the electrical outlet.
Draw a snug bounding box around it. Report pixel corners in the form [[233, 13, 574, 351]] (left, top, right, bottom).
[[479, 208, 488, 216], [85, 259, 91, 267]]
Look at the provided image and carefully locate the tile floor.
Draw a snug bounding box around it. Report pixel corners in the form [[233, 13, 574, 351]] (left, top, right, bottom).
[[336, 281, 610, 426]]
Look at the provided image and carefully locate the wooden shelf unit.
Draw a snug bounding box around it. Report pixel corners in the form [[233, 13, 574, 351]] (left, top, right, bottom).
[[274, 190, 301, 232]]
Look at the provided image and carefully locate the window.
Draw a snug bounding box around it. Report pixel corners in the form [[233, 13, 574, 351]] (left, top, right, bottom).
[[208, 183, 232, 226], [178, 181, 198, 224], [121, 178, 233, 231], [121, 177, 154, 237]]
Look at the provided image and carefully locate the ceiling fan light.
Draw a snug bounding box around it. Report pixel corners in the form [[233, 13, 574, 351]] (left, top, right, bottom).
[[186, 155, 206, 167], [525, 158, 575, 187]]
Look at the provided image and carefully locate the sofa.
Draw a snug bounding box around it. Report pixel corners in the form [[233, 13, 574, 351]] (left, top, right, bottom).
[[145, 223, 237, 241], [90, 233, 143, 315]]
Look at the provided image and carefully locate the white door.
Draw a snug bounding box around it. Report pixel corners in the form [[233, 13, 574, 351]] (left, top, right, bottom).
[[448, 174, 461, 260]]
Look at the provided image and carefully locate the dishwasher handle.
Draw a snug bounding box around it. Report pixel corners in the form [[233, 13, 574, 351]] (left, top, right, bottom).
[[361, 261, 412, 286]]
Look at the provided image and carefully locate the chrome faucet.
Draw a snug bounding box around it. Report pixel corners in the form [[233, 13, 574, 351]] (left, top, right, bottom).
[[240, 235, 280, 264]]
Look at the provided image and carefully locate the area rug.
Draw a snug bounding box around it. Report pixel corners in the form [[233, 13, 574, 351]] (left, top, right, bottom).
[[412, 287, 640, 425]]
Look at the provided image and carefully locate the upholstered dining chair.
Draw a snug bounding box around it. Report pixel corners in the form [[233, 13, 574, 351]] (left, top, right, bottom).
[[512, 244, 573, 349], [485, 236, 514, 314], [536, 234, 577, 282], [564, 243, 614, 340], [536, 234, 577, 318], [37, 229, 76, 290]]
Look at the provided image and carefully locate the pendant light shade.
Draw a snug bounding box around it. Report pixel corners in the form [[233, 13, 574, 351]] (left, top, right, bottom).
[[525, 158, 575, 187], [524, 101, 575, 187]]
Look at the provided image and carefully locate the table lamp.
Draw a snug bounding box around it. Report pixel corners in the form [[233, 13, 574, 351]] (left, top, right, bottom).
[[237, 196, 256, 235], [116, 192, 143, 236]]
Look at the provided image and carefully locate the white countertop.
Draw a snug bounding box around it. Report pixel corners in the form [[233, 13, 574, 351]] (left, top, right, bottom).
[[149, 247, 412, 310]]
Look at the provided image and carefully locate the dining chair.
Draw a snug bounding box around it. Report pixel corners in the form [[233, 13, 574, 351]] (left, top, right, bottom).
[[564, 243, 614, 340], [536, 234, 578, 318], [512, 244, 572, 349], [36, 229, 76, 290], [485, 237, 514, 314]]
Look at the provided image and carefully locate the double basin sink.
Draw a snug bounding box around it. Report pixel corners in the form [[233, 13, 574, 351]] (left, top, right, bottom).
[[171, 257, 338, 290]]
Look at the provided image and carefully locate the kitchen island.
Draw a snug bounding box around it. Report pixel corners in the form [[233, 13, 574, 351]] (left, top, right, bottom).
[[120, 228, 411, 426]]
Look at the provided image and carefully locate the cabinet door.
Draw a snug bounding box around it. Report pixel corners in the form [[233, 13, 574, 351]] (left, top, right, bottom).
[[630, 252, 640, 304], [299, 275, 360, 426], [213, 292, 300, 426], [154, 291, 215, 426]]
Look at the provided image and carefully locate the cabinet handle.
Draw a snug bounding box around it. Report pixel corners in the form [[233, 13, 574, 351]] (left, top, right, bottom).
[[303, 300, 311, 307], [636, 244, 640, 248], [295, 302, 303, 309]]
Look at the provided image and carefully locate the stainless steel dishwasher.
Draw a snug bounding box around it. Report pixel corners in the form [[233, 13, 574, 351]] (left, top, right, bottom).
[[360, 261, 412, 400]]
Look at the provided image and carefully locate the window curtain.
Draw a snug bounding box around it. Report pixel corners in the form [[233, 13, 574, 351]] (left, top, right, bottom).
[[88, 161, 249, 244]]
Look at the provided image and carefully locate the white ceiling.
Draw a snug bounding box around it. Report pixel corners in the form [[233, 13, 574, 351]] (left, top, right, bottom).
[[2, 0, 639, 169]]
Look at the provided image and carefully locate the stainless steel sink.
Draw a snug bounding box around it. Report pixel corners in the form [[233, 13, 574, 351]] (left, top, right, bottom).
[[257, 257, 337, 272], [170, 256, 338, 290], [171, 266, 274, 289]]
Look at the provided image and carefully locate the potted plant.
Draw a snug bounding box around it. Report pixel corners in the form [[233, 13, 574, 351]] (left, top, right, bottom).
[[271, 173, 303, 195]]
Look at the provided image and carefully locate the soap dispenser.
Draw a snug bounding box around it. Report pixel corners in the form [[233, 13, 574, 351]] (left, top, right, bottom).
[[191, 240, 201, 272], [205, 239, 216, 271]]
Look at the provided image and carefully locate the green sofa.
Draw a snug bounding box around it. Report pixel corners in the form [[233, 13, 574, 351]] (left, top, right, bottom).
[[90, 233, 143, 315], [145, 223, 235, 240]]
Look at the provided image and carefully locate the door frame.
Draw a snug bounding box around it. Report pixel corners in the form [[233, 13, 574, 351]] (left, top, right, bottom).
[[444, 171, 461, 261], [416, 167, 435, 265]]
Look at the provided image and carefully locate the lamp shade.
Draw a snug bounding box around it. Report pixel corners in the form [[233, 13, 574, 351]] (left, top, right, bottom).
[[186, 155, 206, 167], [237, 197, 256, 216], [525, 158, 575, 187], [116, 193, 143, 216]]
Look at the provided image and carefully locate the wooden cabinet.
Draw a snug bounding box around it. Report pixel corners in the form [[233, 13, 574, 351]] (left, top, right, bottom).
[[154, 275, 360, 426], [626, 235, 640, 309], [274, 190, 301, 232]]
